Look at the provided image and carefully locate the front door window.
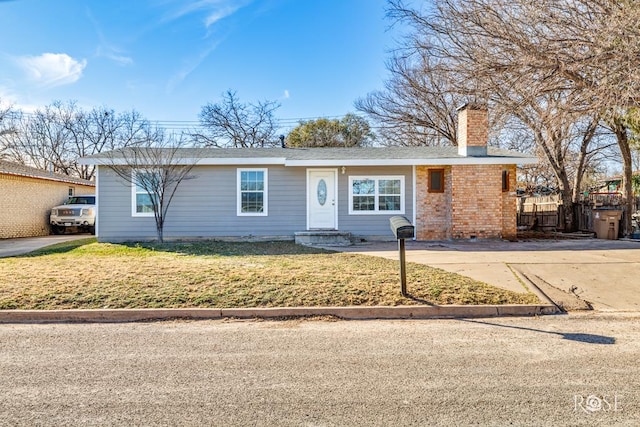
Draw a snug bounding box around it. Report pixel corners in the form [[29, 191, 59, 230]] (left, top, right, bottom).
[[317, 179, 327, 206]]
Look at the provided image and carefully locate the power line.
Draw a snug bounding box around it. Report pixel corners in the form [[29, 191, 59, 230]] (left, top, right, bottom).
[[4, 109, 381, 135], [12, 110, 366, 124]]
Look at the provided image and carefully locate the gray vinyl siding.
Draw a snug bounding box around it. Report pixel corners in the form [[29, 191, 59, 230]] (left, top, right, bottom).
[[96, 168, 157, 240], [96, 164, 413, 242], [164, 166, 307, 238]]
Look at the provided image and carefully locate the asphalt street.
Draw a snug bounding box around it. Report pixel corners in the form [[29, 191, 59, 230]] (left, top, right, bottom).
[[1, 314, 639, 426]]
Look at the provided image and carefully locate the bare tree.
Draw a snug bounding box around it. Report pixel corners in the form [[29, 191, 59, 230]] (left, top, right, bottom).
[[66, 107, 151, 180], [0, 102, 13, 140], [624, 109, 640, 174], [390, 0, 640, 105], [502, 94, 606, 230], [98, 128, 198, 242], [0, 106, 66, 173], [196, 90, 280, 147], [356, 54, 462, 146], [0, 101, 151, 180], [387, 0, 640, 233]]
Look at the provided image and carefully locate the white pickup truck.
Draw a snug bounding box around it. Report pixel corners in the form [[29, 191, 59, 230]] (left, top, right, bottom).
[[50, 195, 96, 235]]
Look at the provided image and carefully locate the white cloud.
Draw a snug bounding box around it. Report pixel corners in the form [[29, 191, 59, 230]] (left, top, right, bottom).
[[0, 87, 46, 115], [282, 89, 290, 99], [0, 87, 17, 108], [166, 41, 221, 93], [204, 5, 241, 27], [17, 53, 87, 87], [159, 0, 253, 88], [87, 9, 133, 66], [96, 46, 133, 66], [163, 0, 253, 29]]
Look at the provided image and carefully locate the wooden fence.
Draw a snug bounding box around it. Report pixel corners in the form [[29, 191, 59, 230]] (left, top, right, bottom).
[[517, 195, 562, 231], [517, 193, 639, 235]]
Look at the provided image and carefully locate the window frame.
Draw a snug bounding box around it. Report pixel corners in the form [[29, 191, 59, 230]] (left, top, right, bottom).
[[237, 168, 268, 216], [131, 170, 158, 218], [348, 175, 405, 215], [502, 170, 510, 192], [428, 169, 445, 193]]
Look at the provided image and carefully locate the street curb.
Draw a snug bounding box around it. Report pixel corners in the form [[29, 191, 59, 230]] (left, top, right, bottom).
[[509, 267, 564, 311], [0, 305, 560, 323]]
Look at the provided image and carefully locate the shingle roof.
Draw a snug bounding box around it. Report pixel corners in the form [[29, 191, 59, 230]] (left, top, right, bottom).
[[81, 146, 537, 166], [0, 160, 95, 186]]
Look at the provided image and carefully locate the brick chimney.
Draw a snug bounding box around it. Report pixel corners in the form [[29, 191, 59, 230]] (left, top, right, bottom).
[[457, 103, 488, 156]]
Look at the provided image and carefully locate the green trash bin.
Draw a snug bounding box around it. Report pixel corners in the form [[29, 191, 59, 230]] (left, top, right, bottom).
[[593, 209, 623, 240]]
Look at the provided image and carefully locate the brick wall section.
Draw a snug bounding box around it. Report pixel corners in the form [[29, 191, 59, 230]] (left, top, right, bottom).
[[415, 164, 517, 240], [458, 105, 489, 151], [0, 174, 95, 239], [415, 165, 451, 240], [501, 164, 517, 240], [450, 164, 503, 239]]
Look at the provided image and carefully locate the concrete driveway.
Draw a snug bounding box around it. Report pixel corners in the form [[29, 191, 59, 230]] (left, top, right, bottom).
[[336, 238, 640, 312], [0, 234, 91, 258]]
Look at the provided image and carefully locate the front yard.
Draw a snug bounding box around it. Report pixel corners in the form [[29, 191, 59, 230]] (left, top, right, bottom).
[[0, 239, 540, 309]]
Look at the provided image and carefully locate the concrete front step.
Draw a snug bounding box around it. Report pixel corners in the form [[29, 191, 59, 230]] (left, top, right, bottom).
[[294, 231, 352, 246]]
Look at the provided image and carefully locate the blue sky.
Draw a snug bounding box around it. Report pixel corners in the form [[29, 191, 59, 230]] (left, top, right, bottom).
[[0, 0, 402, 132]]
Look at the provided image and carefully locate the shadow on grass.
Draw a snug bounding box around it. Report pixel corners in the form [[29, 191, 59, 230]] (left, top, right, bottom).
[[23, 238, 97, 257], [121, 240, 337, 257], [405, 294, 436, 306], [460, 319, 616, 345]]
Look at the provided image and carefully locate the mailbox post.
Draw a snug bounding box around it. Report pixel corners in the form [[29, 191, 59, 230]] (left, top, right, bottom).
[[389, 216, 415, 297]]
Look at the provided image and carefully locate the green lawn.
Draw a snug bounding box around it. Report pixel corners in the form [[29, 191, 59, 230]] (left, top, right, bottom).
[[0, 238, 540, 309]]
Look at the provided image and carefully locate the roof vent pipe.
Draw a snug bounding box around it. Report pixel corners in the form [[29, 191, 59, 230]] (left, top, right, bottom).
[[279, 134, 286, 148]]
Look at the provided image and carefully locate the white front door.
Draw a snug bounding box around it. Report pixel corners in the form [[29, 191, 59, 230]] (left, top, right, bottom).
[[308, 169, 337, 230]]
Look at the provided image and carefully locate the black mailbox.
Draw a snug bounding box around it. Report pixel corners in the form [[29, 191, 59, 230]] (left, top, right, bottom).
[[390, 216, 414, 240]]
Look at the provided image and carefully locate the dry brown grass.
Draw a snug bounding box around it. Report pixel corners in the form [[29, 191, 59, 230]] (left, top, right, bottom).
[[0, 239, 540, 309]]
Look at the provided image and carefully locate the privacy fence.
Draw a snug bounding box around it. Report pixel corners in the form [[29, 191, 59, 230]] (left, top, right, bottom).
[[517, 193, 640, 236]]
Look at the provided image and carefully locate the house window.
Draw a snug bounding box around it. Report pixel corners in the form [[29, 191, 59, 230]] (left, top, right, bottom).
[[131, 170, 158, 217], [238, 168, 268, 216], [428, 169, 445, 193], [349, 176, 404, 214], [68, 187, 75, 197], [502, 170, 510, 192]]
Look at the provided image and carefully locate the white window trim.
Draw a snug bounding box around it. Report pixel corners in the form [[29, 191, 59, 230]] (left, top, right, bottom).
[[131, 170, 156, 218], [348, 175, 405, 215], [237, 168, 268, 216]]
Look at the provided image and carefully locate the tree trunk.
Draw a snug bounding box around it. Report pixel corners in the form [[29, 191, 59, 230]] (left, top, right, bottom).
[[557, 170, 575, 232], [156, 214, 164, 243], [570, 118, 598, 234], [619, 138, 634, 237], [613, 120, 634, 237], [559, 190, 575, 232]]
